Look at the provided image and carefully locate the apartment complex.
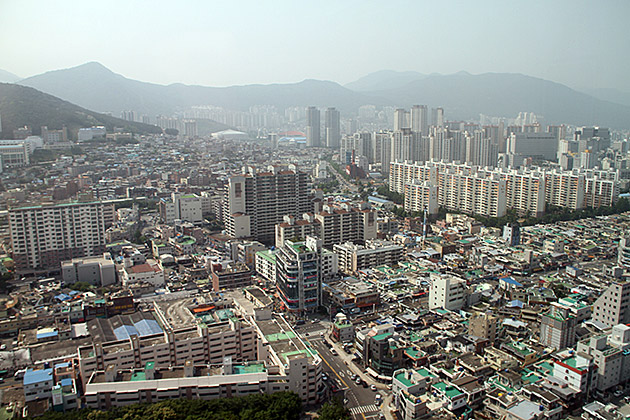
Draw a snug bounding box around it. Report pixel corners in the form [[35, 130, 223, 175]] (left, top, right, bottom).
[[390, 160, 619, 217], [9, 201, 113, 272], [223, 165, 312, 243]]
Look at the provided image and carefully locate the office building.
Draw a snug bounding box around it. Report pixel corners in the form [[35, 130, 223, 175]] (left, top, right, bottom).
[[61, 254, 116, 287], [159, 193, 204, 224], [507, 132, 558, 161], [591, 282, 630, 328], [429, 273, 466, 311], [411, 105, 428, 135], [223, 165, 312, 243], [325, 107, 340, 149], [276, 237, 322, 313], [394, 108, 409, 131], [539, 303, 577, 350], [306, 106, 321, 147], [0, 142, 29, 169], [9, 201, 112, 272], [211, 261, 252, 291]]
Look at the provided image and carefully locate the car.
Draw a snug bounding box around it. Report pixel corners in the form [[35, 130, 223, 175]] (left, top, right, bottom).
[[305, 332, 309, 336], [322, 374, 328, 381], [351, 374, 358, 381], [331, 349, 338, 356], [370, 384, 377, 391], [615, 390, 624, 397]]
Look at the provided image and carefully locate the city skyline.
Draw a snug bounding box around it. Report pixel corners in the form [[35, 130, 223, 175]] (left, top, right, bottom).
[[1, 0, 629, 92]]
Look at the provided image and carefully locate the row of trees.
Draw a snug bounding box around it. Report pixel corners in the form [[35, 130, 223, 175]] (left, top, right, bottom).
[[37, 392, 303, 420], [474, 197, 630, 228], [36, 392, 351, 420]]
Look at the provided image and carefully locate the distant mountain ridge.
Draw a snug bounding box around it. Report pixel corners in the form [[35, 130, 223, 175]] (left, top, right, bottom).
[[0, 69, 20, 83], [19, 62, 378, 116], [0, 83, 162, 139], [17, 62, 630, 129]]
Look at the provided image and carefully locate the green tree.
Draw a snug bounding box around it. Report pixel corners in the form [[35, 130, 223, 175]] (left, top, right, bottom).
[[318, 397, 351, 420]]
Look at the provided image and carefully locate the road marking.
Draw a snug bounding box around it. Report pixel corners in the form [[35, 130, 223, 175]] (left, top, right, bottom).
[[349, 405, 380, 415]]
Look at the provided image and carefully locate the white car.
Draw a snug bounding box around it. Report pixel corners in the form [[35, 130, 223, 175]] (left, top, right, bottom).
[[370, 384, 377, 391]]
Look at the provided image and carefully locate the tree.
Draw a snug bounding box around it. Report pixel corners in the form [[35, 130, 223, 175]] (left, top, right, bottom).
[[164, 128, 179, 136], [318, 397, 351, 420]]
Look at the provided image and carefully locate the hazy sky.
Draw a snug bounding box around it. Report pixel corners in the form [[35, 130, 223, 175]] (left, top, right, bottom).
[[1, 0, 629, 91]]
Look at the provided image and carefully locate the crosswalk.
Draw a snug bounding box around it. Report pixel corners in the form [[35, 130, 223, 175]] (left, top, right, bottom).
[[349, 404, 380, 415]]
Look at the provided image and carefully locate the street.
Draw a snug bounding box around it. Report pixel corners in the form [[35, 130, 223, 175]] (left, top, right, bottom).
[[301, 324, 384, 420]]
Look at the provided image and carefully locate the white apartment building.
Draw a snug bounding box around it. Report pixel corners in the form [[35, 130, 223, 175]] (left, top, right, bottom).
[[255, 250, 277, 283], [591, 281, 630, 328], [333, 240, 403, 274], [23, 368, 54, 402], [9, 201, 111, 271], [84, 361, 289, 410], [314, 203, 377, 249], [390, 160, 619, 217], [404, 180, 439, 215], [429, 273, 466, 311]]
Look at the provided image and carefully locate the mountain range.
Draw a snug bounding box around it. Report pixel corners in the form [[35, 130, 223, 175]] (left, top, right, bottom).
[[10, 63, 630, 129], [0, 83, 162, 139], [0, 69, 20, 83]]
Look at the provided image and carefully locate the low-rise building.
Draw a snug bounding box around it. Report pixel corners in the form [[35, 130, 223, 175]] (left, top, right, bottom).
[[61, 254, 116, 287]]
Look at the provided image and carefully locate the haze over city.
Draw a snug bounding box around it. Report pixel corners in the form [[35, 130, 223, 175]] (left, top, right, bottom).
[[3, 1, 630, 420], [1, 0, 629, 91]]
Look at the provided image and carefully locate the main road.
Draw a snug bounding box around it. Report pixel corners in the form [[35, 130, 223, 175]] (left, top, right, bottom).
[[306, 334, 383, 420]]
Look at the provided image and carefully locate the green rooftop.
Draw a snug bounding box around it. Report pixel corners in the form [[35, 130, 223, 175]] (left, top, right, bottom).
[[130, 371, 146, 381], [372, 332, 393, 341], [432, 381, 462, 398], [256, 250, 276, 263], [233, 363, 266, 374], [395, 371, 414, 388], [266, 331, 296, 342]]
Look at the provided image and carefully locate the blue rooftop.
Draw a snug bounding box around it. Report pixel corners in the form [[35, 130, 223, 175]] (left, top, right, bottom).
[[60, 378, 73, 387], [113, 319, 163, 340], [368, 196, 392, 204], [500, 277, 523, 287], [23, 368, 53, 386]]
